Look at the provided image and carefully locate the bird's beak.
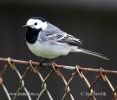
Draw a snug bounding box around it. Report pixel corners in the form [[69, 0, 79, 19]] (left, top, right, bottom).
[[22, 25, 29, 28]]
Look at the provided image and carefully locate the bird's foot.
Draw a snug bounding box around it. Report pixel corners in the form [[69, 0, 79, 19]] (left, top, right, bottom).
[[47, 62, 58, 71], [39, 62, 45, 70], [39, 58, 49, 70], [47, 62, 53, 70]]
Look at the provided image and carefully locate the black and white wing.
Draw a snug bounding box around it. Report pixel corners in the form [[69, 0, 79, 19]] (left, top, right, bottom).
[[43, 23, 82, 46], [58, 33, 82, 46]]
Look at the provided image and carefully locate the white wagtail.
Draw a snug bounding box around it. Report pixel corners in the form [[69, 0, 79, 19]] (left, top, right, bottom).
[[23, 17, 109, 63]]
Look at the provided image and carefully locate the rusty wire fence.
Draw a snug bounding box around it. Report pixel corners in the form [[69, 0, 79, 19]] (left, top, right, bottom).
[[0, 57, 117, 100]]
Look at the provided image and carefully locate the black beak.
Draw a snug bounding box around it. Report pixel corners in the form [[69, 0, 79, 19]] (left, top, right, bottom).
[[22, 25, 29, 28]]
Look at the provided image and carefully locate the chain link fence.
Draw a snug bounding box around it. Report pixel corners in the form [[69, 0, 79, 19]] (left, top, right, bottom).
[[0, 57, 117, 100]]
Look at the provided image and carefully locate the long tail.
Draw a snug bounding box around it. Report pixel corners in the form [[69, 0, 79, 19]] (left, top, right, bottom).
[[77, 48, 110, 60]]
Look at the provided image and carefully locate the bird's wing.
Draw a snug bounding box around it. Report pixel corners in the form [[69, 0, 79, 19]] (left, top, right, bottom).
[[42, 23, 82, 46], [43, 30, 82, 46], [58, 33, 82, 46]]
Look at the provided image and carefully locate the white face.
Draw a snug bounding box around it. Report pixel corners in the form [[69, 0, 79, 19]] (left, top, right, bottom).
[[26, 19, 48, 29]]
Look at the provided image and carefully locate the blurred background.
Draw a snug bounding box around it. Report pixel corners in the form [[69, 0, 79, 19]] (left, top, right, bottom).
[[0, 0, 117, 100]]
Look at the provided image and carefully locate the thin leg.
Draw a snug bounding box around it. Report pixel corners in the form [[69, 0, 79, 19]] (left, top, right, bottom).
[[41, 58, 49, 63], [39, 58, 49, 69], [48, 56, 63, 70], [52, 55, 63, 63], [40, 56, 63, 70]]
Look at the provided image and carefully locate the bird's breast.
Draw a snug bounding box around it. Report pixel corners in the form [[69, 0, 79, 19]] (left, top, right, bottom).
[[26, 40, 71, 59]]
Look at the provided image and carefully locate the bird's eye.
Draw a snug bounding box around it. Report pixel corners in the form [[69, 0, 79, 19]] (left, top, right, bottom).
[[34, 22, 37, 25]]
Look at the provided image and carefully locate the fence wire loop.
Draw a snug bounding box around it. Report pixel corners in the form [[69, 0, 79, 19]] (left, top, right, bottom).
[[29, 60, 37, 73], [52, 63, 61, 76], [75, 65, 83, 78], [99, 68, 107, 82], [7, 57, 15, 70], [76, 65, 97, 99], [0, 57, 117, 100]]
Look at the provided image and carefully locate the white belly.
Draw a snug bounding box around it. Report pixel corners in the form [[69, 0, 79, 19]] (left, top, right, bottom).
[[26, 41, 71, 59]]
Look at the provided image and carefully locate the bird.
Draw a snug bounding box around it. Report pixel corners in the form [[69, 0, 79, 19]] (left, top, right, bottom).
[[23, 17, 109, 64]]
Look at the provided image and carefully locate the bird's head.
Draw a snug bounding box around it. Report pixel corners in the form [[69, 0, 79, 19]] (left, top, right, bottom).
[[23, 17, 48, 30]]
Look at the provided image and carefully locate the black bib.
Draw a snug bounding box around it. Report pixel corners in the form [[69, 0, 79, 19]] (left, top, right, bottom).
[[26, 28, 41, 44]]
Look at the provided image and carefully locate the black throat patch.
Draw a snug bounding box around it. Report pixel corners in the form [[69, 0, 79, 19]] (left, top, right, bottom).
[[26, 28, 41, 44]]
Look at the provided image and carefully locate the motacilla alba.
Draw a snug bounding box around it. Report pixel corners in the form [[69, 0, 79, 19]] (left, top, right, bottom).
[[23, 17, 109, 63]]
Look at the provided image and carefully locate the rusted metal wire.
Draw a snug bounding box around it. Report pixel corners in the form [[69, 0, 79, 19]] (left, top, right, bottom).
[[0, 57, 117, 100]]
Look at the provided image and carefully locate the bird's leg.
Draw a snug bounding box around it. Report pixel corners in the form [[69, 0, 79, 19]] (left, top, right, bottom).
[[39, 58, 49, 69], [48, 56, 63, 70], [53, 55, 63, 63]]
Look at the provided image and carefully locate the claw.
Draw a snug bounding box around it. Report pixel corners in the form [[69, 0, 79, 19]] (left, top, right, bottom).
[[47, 63, 53, 70], [39, 62, 45, 70], [39, 58, 49, 70]]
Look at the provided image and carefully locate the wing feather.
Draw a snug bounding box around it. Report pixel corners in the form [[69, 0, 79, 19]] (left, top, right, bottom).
[[42, 23, 82, 46]]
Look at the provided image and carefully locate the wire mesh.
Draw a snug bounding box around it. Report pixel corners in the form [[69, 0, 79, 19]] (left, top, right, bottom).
[[0, 57, 117, 100]]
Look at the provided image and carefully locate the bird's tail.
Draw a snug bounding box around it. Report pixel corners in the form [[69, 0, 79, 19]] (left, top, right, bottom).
[[76, 48, 109, 60]]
